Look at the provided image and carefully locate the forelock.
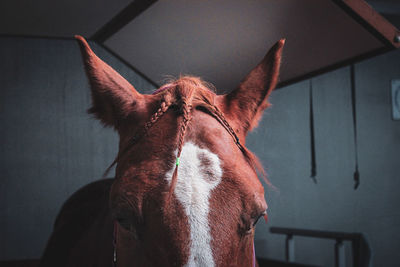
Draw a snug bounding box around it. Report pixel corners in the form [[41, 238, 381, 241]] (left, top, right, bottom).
[[153, 76, 216, 96]]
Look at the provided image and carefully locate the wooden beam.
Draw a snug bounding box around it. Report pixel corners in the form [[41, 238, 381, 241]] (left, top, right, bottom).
[[91, 0, 157, 43], [332, 0, 400, 48]]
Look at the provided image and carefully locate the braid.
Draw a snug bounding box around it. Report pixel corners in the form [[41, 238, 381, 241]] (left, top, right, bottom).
[[177, 98, 193, 155], [102, 100, 171, 178], [147, 101, 170, 130], [212, 104, 272, 188], [212, 105, 242, 149], [167, 97, 193, 202]]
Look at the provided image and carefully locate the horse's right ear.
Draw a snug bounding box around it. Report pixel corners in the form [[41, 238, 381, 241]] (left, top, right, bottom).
[[217, 39, 285, 136], [75, 35, 145, 128]]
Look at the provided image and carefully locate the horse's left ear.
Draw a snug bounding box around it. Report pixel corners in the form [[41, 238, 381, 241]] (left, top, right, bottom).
[[75, 35, 146, 128], [218, 39, 285, 135]]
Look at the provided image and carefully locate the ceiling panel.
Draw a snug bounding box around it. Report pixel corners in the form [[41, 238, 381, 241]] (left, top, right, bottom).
[[0, 0, 132, 37], [105, 0, 389, 92], [1, 0, 397, 92]]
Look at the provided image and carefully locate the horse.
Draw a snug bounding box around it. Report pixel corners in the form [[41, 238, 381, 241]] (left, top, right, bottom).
[[39, 35, 285, 267]]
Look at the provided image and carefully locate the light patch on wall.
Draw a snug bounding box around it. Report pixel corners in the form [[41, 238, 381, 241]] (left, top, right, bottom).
[[391, 80, 400, 120]]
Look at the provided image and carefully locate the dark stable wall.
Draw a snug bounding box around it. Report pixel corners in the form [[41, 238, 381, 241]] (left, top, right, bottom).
[[252, 50, 400, 267], [1, 37, 399, 267], [0, 37, 156, 260]]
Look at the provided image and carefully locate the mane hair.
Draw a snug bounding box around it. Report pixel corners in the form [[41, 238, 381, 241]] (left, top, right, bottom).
[[153, 76, 216, 95]]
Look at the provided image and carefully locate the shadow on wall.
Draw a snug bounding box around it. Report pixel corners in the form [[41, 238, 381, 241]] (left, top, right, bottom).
[[252, 48, 400, 267], [0, 36, 155, 261]]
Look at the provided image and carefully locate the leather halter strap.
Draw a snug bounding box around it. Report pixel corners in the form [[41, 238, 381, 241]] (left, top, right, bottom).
[[253, 241, 256, 267], [113, 221, 117, 267]]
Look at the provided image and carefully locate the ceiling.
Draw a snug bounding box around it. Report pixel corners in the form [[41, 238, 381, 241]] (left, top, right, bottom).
[[1, 0, 399, 92], [0, 0, 132, 38]]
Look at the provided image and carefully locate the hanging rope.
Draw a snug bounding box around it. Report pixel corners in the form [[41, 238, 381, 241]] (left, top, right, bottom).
[[350, 64, 360, 189], [309, 79, 317, 183]]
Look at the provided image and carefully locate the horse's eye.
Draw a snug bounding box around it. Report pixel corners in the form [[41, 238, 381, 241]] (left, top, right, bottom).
[[243, 210, 267, 235], [252, 210, 267, 227], [252, 214, 263, 227]]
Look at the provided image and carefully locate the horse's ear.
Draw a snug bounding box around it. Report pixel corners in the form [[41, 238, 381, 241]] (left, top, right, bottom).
[[75, 35, 144, 128], [219, 39, 285, 135]]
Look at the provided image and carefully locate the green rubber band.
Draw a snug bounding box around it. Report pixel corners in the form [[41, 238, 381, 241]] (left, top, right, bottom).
[[176, 157, 180, 166]]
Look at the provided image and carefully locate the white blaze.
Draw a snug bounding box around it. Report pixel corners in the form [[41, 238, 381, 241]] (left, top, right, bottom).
[[165, 142, 222, 267]]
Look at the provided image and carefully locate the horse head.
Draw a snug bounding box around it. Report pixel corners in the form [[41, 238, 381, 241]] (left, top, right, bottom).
[[76, 36, 284, 267]]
